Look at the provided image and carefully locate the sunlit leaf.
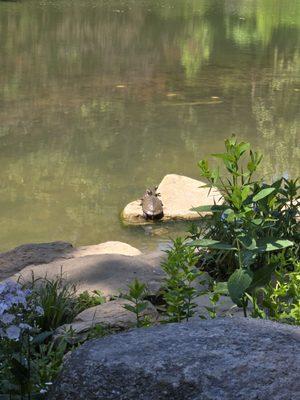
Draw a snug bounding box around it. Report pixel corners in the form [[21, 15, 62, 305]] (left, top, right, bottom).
[[214, 281, 228, 295], [190, 205, 226, 213], [253, 187, 276, 201], [256, 238, 294, 252], [189, 239, 237, 250]]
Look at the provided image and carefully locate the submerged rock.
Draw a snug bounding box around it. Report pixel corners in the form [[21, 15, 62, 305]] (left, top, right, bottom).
[[48, 318, 300, 400], [122, 174, 221, 224]]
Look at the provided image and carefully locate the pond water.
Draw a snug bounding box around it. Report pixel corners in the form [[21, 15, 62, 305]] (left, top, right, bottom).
[[0, 0, 299, 252]]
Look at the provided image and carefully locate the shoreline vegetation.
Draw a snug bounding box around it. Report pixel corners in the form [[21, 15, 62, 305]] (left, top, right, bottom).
[[0, 137, 299, 399]]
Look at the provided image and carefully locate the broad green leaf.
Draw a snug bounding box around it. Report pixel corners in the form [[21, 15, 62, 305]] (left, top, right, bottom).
[[214, 281, 228, 295], [190, 205, 226, 213], [238, 234, 257, 250], [247, 160, 256, 173], [248, 264, 276, 291], [237, 142, 250, 157], [123, 304, 136, 313], [241, 185, 251, 201], [230, 187, 243, 209], [227, 269, 253, 307], [256, 238, 294, 252], [32, 331, 52, 345], [251, 218, 263, 226], [188, 239, 237, 250], [240, 250, 257, 268], [253, 187, 276, 202], [211, 153, 234, 162], [224, 209, 236, 222]]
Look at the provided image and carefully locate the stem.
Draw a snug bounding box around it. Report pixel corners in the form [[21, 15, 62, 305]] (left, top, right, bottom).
[[27, 333, 31, 400], [242, 299, 248, 318], [135, 299, 140, 327], [186, 296, 191, 322], [236, 239, 243, 269], [20, 332, 25, 400]]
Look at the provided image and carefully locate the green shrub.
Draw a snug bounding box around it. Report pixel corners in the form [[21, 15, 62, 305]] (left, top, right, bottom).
[[161, 238, 205, 322], [190, 136, 299, 278], [188, 136, 299, 314]]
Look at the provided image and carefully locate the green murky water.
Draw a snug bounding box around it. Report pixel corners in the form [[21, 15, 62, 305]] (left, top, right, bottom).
[[0, 0, 299, 252]]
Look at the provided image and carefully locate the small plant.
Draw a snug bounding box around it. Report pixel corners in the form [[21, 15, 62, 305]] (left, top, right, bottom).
[[161, 238, 202, 322], [248, 257, 300, 325], [86, 324, 110, 340], [123, 279, 150, 328], [204, 282, 224, 319], [76, 290, 106, 313], [31, 339, 68, 395]]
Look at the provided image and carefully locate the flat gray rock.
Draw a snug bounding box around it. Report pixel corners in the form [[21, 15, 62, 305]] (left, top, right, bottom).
[[12, 252, 166, 298], [0, 241, 142, 281], [0, 241, 74, 281], [48, 318, 300, 400]]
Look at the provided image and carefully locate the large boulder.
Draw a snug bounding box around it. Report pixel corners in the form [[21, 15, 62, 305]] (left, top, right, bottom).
[[10, 250, 214, 301], [122, 174, 221, 224], [48, 318, 300, 400], [11, 252, 166, 298], [56, 299, 159, 339]]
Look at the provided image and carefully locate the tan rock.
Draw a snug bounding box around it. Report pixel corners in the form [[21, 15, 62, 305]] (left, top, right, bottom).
[[56, 299, 158, 335], [72, 241, 142, 257], [122, 174, 222, 224]]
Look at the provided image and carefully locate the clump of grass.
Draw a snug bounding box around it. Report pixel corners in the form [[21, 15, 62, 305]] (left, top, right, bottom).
[[25, 272, 79, 331]]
